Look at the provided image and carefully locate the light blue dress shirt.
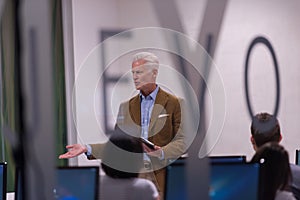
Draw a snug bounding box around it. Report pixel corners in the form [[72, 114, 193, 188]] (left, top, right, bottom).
[[87, 86, 164, 159], [140, 86, 159, 140]]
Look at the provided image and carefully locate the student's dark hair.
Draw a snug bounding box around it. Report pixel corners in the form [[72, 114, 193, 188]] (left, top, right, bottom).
[[251, 112, 281, 147], [251, 142, 292, 200], [101, 126, 143, 179]]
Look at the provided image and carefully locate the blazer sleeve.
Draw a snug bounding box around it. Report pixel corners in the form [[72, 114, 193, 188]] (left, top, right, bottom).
[[87, 143, 106, 160]]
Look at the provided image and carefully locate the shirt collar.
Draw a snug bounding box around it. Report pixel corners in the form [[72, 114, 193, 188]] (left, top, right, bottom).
[[140, 85, 159, 101]]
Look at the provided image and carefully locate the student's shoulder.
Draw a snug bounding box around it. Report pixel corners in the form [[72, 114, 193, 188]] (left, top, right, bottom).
[[133, 178, 159, 197], [134, 177, 155, 185], [275, 190, 296, 200], [133, 178, 157, 189]]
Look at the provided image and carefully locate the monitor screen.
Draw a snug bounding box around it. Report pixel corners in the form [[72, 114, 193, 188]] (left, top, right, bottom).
[[210, 162, 260, 200], [296, 150, 300, 166], [0, 162, 7, 200], [55, 166, 99, 200], [164, 160, 260, 200], [164, 161, 186, 200]]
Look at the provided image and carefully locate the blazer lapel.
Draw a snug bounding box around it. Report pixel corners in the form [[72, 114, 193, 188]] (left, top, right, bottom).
[[149, 89, 168, 131], [129, 95, 141, 126]]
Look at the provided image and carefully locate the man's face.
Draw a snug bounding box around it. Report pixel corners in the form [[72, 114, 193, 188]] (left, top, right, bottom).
[[131, 59, 157, 91]]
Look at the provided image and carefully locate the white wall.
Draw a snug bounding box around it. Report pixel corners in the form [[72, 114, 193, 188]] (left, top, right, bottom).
[[71, 0, 119, 165], [212, 0, 300, 162], [69, 0, 300, 164]]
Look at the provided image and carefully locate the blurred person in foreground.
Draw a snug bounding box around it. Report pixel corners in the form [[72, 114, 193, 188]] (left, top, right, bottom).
[[100, 127, 159, 200]]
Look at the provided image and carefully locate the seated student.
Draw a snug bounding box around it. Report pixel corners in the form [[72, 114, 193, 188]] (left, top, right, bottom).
[[251, 142, 296, 200], [100, 127, 159, 200], [250, 112, 300, 199]]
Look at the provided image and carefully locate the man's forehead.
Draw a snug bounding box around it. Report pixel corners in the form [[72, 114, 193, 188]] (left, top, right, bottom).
[[132, 59, 147, 68]]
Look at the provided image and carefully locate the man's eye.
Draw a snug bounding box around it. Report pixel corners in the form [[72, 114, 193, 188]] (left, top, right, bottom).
[[132, 70, 143, 75]]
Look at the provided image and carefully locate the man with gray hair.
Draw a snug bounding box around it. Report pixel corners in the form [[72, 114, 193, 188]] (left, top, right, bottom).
[[60, 51, 186, 197]]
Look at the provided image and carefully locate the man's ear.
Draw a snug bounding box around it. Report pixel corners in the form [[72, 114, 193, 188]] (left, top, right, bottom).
[[152, 68, 158, 77], [250, 136, 257, 151], [279, 134, 282, 142], [250, 136, 255, 145]]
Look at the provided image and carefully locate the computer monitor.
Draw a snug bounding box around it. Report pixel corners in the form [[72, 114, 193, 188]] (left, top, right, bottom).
[[210, 162, 260, 200], [164, 159, 260, 200], [55, 166, 99, 200], [0, 162, 7, 200], [296, 149, 300, 165], [164, 160, 186, 200], [209, 155, 246, 164]]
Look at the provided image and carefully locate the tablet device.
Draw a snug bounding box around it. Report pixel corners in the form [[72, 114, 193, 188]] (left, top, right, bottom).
[[140, 138, 155, 150]]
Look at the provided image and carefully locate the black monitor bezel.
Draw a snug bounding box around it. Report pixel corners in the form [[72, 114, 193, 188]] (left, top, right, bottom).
[[14, 167, 23, 200], [209, 155, 247, 163], [296, 149, 300, 165]]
